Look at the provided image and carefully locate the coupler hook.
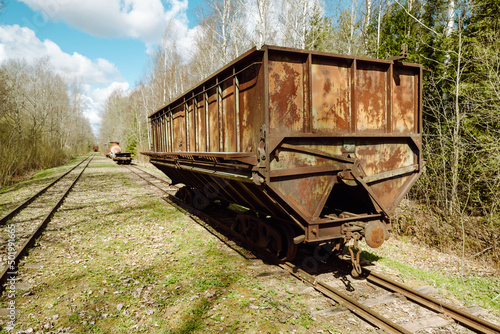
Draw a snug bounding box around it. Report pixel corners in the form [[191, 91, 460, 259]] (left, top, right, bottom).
[[348, 233, 362, 277]]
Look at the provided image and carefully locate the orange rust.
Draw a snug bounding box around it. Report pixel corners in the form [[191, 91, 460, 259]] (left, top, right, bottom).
[[269, 60, 305, 132]]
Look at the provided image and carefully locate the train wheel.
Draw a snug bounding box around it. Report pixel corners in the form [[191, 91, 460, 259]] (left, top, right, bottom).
[[232, 213, 284, 257], [192, 188, 211, 210], [176, 187, 193, 205], [277, 223, 298, 261], [260, 223, 283, 257], [240, 214, 260, 245]]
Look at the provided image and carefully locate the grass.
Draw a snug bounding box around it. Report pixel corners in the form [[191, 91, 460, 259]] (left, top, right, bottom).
[[2, 155, 498, 333], [0, 155, 90, 218], [0, 156, 337, 333]]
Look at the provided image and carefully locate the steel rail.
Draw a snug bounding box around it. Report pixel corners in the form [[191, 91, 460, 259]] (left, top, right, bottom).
[[0, 156, 93, 293], [124, 165, 174, 194], [366, 271, 500, 334], [0, 155, 91, 226], [129, 165, 175, 186], [125, 164, 500, 334], [125, 164, 412, 333], [280, 263, 412, 334]]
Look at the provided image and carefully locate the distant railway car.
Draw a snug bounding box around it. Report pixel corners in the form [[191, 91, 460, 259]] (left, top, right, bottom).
[[142, 45, 424, 274], [109, 142, 121, 159], [93, 146, 99, 152], [108, 142, 132, 164]]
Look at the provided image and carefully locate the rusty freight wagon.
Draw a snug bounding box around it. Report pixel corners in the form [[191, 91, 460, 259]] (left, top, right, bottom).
[[142, 45, 424, 274]]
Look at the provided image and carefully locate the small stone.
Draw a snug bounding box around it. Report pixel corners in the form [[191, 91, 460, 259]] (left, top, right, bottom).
[[117, 303, 124, 311], [299, 287, 315, 295]]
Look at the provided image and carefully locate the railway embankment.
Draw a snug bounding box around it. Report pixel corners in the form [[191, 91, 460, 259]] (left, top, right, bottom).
[[0, 154, 498, 333]]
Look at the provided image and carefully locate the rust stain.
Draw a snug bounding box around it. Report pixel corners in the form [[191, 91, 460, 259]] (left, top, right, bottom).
[[222, 78, 236, 152], [276, 175, 334, 218], [392, 68, 415, 133], [269, 61, 305, 132], [207, 87, 219, 151], [239, 64, 262, 153], [356, 65, 386, 132], [356, 140, 413, 176], [311, 63, 349, 133], [196, 95, 206, 152], [172, 107, 185, 151]]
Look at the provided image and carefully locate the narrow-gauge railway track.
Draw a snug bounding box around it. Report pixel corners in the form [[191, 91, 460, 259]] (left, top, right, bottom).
[[0, 155, 93, 293], [0, 157, 91, 225], [126, 164, 500, 334], [365, 271, 500, 334]]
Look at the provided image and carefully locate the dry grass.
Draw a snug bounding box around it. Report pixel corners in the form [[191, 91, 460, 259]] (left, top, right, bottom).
[[2, 156, 499, 333], [0, 156, 350, 333], [393, 199, 500, 270]]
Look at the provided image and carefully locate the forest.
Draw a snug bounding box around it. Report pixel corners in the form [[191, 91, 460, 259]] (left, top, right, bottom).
[[98, 0, 500, 267], [0, 58, 95, 186]]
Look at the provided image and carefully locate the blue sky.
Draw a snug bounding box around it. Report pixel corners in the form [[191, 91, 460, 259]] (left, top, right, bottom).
[[0, 0, 205, 136]]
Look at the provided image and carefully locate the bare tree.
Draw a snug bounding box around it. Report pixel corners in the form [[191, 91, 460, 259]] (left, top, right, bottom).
[[0, 58, 94, 186], [202, 0, 242, 63], [279, 0, 322, 49], [238, 0, 277, 48]]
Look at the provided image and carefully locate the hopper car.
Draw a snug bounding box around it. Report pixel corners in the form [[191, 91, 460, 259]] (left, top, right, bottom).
[[142, 45, 424, 274]]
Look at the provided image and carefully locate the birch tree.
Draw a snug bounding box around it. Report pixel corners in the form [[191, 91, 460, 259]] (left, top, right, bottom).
[[203, 0, 242, 63], [279, 0, 322, 49], [238, 0, 277, 48]]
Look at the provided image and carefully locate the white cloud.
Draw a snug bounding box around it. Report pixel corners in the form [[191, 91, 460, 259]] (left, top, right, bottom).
[[1, 0, 202, 136], [89, 81, 130, 110], [0, 24, 122, 85], [0, 24, 128, 136], [19, 0, 190, 47], [81, 81, 130, 135]]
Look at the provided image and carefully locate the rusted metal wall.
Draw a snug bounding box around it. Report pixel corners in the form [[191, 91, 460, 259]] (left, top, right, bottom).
[[143, 45, 424, 244]]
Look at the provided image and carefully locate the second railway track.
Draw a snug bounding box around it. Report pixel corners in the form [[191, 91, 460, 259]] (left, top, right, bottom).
[[0, 155, 94, 292], [125, 163, 500, 334]]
